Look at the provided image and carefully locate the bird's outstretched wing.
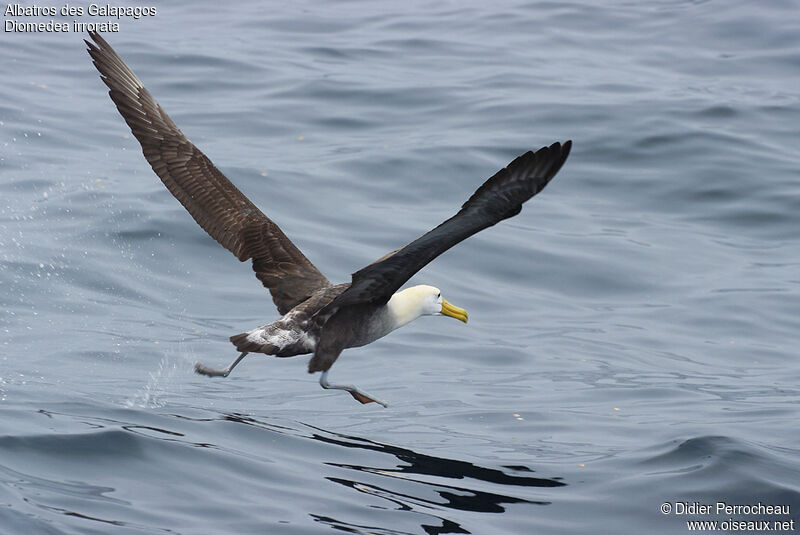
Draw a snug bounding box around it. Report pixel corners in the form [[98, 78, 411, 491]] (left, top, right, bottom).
[[85, 31, 330, 314], [324, 141, 571, 312]]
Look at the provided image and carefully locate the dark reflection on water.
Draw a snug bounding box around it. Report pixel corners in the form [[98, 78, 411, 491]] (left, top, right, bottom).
[[311, 513, 470, 535], [309, 429, 559, 534], [35, 504, 126, 529], [2, 409, 565, 534], [309, 426, 564, 491], [226, 414, 562, 534]]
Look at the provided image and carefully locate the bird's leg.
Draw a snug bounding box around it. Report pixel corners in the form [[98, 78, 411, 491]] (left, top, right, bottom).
[[319, 371, 388, 408], [194, 352, 249, 378]]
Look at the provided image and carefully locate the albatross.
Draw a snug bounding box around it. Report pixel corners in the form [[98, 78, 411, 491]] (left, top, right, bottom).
[[86, 31, 571, 407]]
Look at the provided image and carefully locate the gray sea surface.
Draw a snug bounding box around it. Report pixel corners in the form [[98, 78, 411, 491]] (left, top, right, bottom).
[[2, 1, 799, 533]]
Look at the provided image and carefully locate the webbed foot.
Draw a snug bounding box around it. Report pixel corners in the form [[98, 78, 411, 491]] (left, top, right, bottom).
[[320, 371, 388, 408], [194, 352, 248, 378]]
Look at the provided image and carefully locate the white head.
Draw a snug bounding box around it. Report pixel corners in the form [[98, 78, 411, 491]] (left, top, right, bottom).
[[387, 284, 468, 329]]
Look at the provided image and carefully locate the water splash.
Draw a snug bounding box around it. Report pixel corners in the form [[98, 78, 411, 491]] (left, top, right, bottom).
[[123, 350, 186, 409]]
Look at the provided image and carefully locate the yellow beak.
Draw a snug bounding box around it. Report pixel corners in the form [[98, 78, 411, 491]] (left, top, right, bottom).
[[441, 298, 468, 324]]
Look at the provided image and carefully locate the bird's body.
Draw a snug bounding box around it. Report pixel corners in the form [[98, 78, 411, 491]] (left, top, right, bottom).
[[229, 284, 420, 357], [85, 31, 571, 406], [227, 284, 465, 365]]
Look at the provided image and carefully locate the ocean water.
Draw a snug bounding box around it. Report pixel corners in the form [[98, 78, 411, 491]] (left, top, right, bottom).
[[2, 1, 799, 533]]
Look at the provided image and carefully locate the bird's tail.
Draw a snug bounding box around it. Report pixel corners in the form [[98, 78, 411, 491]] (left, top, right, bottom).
[[229, 327, 312, 357], [229, 332, 278, 354]]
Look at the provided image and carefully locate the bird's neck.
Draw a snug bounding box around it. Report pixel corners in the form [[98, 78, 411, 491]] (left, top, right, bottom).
[[385, 289, 425, 330]]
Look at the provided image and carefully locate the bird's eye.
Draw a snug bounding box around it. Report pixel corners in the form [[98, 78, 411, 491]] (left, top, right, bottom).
[[437, 292, 441, 298]]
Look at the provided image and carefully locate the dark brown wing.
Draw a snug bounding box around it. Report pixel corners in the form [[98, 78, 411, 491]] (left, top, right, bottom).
[[85, 31, 330, 314], [322, 141, 571, 313]]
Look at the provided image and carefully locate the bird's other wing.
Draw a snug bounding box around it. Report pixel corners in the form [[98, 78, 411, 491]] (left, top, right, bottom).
[[85, 31, 330, 314], [324, 141, 571, 311]]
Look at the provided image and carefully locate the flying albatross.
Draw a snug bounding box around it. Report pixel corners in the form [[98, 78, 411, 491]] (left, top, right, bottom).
[[85, 31, 571, 407]]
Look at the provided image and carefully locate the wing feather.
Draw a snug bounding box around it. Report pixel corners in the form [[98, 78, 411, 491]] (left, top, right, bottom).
[[325, 141, 571, 311], [86, 31, 329, 314]]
